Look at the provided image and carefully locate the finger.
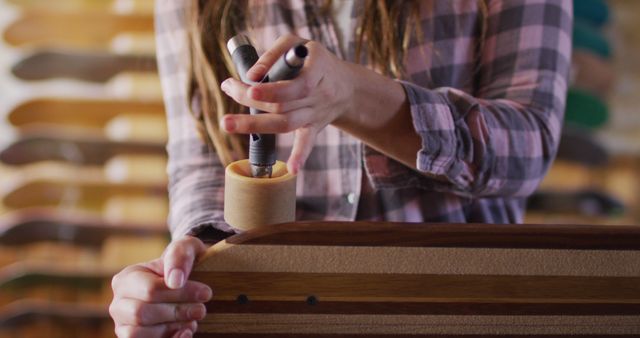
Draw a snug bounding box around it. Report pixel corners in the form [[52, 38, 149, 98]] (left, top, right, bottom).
[[222, 78, 310, 113], [221, 108, 315, 134], [172, 328, 195, 338], [249, 78, 310, 103], [249, 40, 326, 103], [247, 34, 307, 82], [287, 127, 318, 175], [112, 263, 212, 303], [110, 298, 206, 326], [163, 236, 207, 290], [114, 321, 196, 338], [118, 277, 211, 304]]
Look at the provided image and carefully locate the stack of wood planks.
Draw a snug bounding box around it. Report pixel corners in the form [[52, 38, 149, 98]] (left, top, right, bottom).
[[0, 1, 169, 337]]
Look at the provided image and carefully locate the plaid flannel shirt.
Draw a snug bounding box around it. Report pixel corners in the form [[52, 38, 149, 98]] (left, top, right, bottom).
[[155, 0, 572, 241]]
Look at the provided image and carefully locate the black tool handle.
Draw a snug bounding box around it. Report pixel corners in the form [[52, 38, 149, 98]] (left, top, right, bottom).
[[229, 41, 276, 169]]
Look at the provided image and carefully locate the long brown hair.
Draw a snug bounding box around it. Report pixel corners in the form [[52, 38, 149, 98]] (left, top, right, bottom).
[[187, 0, 487, 166]]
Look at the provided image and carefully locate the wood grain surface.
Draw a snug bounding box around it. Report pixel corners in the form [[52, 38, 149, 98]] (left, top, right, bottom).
[[11, 50, 157, 82], [1, 175, 168, 224], [0, 262, 111, 306], [8, 98, 164, 129], [192, 221, 640, 336], [0, 130, 165, 165], [0, 299, 112, 338], [3, 10, 154, 49], [7, 0, 154, 14], [0, 207, 167, 246], [221, 221, 640, 249]]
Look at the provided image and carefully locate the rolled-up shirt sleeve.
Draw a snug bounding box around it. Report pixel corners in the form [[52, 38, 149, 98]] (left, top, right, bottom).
[[155, 0, 236, 242], [364, 0, 572, 198]]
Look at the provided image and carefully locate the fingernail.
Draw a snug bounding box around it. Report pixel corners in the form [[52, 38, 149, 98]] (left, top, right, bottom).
[[188, 304, 206, 320], [197, 287, 213, 302], [180, 330, 193, 338], [221, 79, 230, 92], [221, 117, 235, 132], [167, 269, 184, 289]]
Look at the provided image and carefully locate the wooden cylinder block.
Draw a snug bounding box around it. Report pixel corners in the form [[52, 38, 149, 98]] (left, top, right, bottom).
[[224, 160, 296, 231]]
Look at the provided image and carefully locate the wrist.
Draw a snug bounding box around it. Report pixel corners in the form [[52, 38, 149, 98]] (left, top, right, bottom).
[[332, 60, 360, 129]]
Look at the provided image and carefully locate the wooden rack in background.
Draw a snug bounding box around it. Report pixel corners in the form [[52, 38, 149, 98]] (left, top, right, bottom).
[[0, 1, 168, 337]]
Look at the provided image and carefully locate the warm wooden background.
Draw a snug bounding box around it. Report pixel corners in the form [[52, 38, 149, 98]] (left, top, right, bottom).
[[0, 0, 639, 337], [0, 1, 167, 337]]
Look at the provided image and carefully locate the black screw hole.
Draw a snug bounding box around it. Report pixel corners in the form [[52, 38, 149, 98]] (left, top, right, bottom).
[[306, 295, 318, 306], [236, 294, 249, 304]]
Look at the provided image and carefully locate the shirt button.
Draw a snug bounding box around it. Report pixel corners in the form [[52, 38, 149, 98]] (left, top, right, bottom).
[[347, 192, 357, 205]]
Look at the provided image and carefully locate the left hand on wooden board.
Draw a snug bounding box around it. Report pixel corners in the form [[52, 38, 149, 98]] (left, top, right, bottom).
[[110, 236, 212, 338], [220, 34, 355, 175]]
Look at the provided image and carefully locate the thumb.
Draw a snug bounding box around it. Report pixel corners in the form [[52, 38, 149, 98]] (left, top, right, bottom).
[[162, 236, 207, 290]]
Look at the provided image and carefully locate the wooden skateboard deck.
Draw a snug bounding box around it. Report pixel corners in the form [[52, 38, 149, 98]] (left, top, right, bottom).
[[0, 239, 166, 305], [3, 10, 154, 50], [0, 299, 112, 338], [12, 50, 157, 83], [0, 207, 167, 247], [1, 174, 168, 223], [191, 221, 640, 336], [0, 262, 111, 307], [0, 130, 165, 165], [8, 98, 164, 130], [7, 0, 154, 14]]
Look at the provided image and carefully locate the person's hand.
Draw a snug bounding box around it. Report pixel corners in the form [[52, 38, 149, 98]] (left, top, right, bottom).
[[220, 34, 356, 174], [109, 236, 212, 338]]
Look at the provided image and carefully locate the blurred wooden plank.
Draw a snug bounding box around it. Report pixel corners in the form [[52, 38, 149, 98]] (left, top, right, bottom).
[[0, 130, 165, 165], [0, 158, 167, 186], [8, 98, 164, 129], [1, 175, 168, 223], [0, 207, 167, 247], [0, 262, 111, 306], [12, 50, 156, 83], [7, 0, 154, 14], [0, 241, 102, 270], [0, 236, 166, 305], [3, 10, 154, 50], [0, 299, 112, 338]]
